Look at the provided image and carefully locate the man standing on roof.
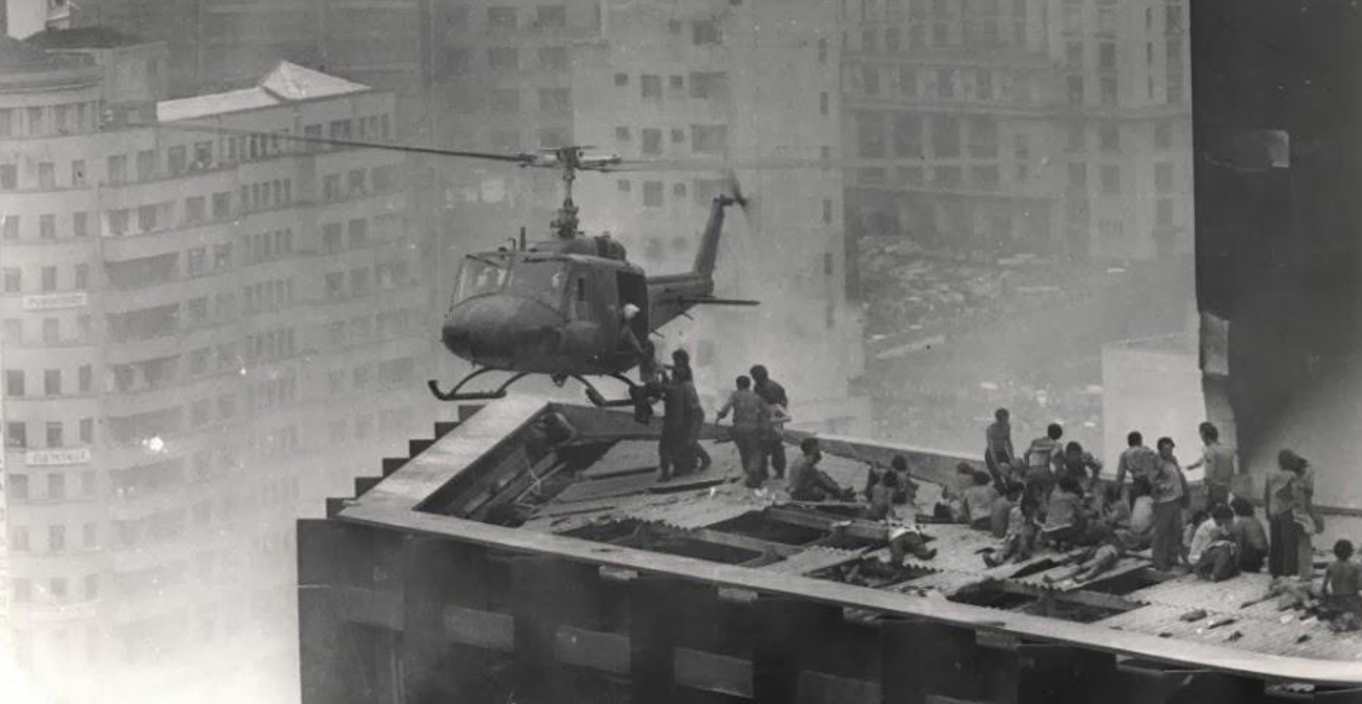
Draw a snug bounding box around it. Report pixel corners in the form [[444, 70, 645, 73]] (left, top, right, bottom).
[[1022, 423, 1064, 506], [750, 365, 791, 479], [1186, 421, 1236, 509], [1150, 437, 1190, 571], [984, 408, 1015, 487], [1115, 431, 1160, 490], [671, 349, 711, 472], [658, 361, 703, 481], [717, 375, 770, 488]]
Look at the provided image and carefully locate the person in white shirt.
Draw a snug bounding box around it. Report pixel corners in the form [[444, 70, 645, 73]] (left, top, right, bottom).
[[1187, 504, 1235, 565]]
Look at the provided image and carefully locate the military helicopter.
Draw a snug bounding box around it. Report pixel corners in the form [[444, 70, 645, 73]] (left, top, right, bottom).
[[426, 144, 759, 408], [158, 122, 761, 409]]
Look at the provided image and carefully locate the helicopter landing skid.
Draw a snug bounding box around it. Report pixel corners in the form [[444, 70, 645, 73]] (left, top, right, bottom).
[[427, 368, 532, 402], [427, 369, 641, 410]]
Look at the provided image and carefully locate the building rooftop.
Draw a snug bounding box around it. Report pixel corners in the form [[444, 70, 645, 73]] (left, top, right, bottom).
[[0, 35, 88, 72], [330, 395, 1362, 687], [25, 26, 150, 49], [157, 61, 369, 122]]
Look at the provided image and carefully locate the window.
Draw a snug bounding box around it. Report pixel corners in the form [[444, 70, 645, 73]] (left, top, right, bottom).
[[3, 319, 18, 343], [642, 128, 663, 155], [1155, 161, 1173, 192], [84, 575, 98, 600], [325, 273, 344, 299], [641, 75, 662, 99], [1155, 120, 1173, 150], [185, 196, 206, 225], [1098, 124, 1119, 153], [822, 199, 833, 224], [41, 266, 57, 292], [214, 243, 232, 269], [0, 164, 15, 190], [935, 68, 954, 98], [74, 264, 88, 290], [80, 417, 92, 444], [39, 214, 55, 240], [6, 422, 25, 448], [82, 522, 96, 548], [350, 268, 370, 296], [212, 192, 230, 220], [693, 19, 721, 45], [78, 365, 91, 393], [691, 125, 728, 154], [488, 47, 518, 70], [1, 215, 17, 241], [1101, 165, 1120, 194], [534, 5, 566, 28], [187, 248, 206, 276], [538, 47, 568, 71], [323, 174, 341, 201], [71, 159, 86, 186], [1068, 163, 1087, 190], [614, 73, 628, 87], [5, 370, 23, 397], [539, 88, 570, 113], [188, 296, 208, 323], [168, 145, 187, 175], [1100, 76, 1117, 105], [137, 204, 158, 232], [107, 155, 127, 183], [353, 365, 371, 389], [2, 267, 19, 292], [136, 150, 155, 181], [642, 181, 664, 207], [44, 369, 60, 396], [488, 6, 517, 29], [347, 169, 365, 195], [348, 219, 368, 248], [819, 37, 828, 63], [46, 422, 62, 449], [616, 179, 631, 193], [1067, 74, 1084, 104], [43, 318, 57, 344]]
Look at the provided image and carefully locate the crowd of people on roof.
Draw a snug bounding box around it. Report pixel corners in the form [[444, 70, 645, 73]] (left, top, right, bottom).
[[687, 387, 1359, 631]]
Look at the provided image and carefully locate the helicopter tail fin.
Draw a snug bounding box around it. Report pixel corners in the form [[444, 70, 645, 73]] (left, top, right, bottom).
[[691, 171, 746, 278]]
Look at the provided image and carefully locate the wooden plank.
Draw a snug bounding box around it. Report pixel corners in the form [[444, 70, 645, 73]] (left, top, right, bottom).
[[674, 648, 754, 699], [442, 605, 514, 652], [796, 671, 881, 704], [581, 440, 661, 479], [653, 526, 801, 558], [556, 626, 629, 674]]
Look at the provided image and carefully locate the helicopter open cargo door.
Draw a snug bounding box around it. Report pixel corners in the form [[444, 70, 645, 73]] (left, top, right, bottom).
[[617, 271, 648, 340]]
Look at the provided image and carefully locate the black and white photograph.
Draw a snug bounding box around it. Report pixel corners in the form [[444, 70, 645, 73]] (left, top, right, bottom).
[[0, 0, 1359, 702]]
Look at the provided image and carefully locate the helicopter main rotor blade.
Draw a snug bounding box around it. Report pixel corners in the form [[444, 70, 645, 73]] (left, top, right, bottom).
[[158, 121, 537, 166], [605, 156, 888, 172]]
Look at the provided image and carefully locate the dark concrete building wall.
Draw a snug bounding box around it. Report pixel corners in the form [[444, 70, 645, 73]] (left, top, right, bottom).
[[1193, 0, 1362, 490]]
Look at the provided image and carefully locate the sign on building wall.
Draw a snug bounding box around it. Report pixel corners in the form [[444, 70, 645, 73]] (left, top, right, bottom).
[[21, 292, 88, 311], [24, 448, 92, 467]]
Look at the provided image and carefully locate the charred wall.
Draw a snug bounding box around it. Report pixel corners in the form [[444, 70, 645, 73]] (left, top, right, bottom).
[[1193, 0, 1362, 473]]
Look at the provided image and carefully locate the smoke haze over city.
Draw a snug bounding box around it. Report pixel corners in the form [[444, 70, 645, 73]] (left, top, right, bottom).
[[0, 0, 1234, 701]]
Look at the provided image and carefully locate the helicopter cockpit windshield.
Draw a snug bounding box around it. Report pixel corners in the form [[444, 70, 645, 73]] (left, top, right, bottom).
[[454, 254, 570, 310]]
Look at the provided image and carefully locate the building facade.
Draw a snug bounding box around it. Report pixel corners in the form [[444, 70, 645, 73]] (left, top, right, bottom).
[[841, 0, 1193, 263], [572, 0, 869, 433], [0, 40, 431, 703]]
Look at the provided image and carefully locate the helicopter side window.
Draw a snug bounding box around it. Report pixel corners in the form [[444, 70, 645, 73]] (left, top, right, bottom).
[[455, 256, 510, 303], [573, 276, 590, 321], [504, 258, 571, 310]]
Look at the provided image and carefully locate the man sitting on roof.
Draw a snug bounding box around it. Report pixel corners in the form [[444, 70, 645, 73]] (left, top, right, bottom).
[[787, 437, 854, 502]]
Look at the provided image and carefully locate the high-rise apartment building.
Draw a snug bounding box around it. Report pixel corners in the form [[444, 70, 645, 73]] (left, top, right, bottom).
[[0, 34, 430, 703], [572, 0, 869, 432], [841, 0, 1193, 262]]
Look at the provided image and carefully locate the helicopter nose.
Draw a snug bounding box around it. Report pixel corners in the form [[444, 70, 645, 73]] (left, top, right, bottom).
[[442, 296, 564, 363]]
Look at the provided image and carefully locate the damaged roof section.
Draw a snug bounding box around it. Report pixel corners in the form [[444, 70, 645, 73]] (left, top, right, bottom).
[[334, 396, 1362, 680]]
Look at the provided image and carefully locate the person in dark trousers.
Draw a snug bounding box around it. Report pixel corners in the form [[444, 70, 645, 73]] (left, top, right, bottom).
[[717, 375, 770, 488], [1150, 437, 1190, 571], [668, 349, 710, 471], [1266, 448, 1321, 579], [787, 437, 853, 501], [984, 408, 1015, 488], [750, 364, 789, 478], [658, 366, 703, 481]]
